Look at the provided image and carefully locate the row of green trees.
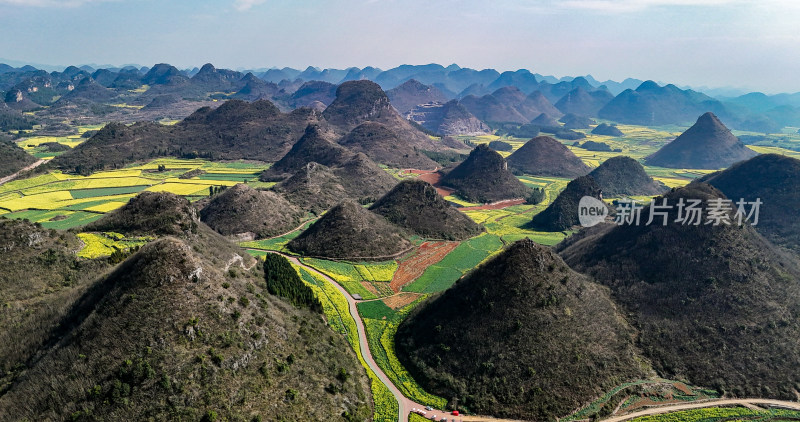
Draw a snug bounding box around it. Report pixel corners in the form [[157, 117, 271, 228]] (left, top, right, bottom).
[[263, 254, 322, 313]]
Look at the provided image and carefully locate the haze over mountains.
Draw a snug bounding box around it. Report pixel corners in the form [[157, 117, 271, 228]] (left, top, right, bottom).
[[5, 61, 800, 137]]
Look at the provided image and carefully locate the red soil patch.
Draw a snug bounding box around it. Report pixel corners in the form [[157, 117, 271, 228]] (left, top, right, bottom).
[[673, 382, 694, 396], [460, 198, 526, 211], [415, 171, 455, 197], [390, 241, 459, 293], [361, 281, 380, 297], [417, 172, 442, 183], [382, 292, 422, 310], [404, 169, 433, 175], [623, 397, 683, 413]]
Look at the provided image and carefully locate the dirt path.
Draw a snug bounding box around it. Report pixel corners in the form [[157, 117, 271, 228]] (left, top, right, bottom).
[[460, 416, 527, 422], [267, 251, 525, 422], [223, 253, 258, 273], [0, 159, 47, 186], [263, 218, 317, 240], [601, 398, 800, 422]]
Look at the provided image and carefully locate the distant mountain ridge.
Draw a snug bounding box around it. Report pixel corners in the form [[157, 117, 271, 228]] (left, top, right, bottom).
[[5, 61, 800, 134]]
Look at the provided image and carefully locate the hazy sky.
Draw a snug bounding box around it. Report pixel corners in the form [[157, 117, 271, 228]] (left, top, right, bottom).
[[1, 0, 799, 93]]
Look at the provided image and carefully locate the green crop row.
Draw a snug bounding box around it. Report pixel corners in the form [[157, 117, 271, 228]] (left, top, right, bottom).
[[293, 264, 398, 421], [69, 185, 150, 199], [628, 406, 800, 422], [403, 234, 502, 293], [362, 318, 447, 410], [301, 257, 401, 300]]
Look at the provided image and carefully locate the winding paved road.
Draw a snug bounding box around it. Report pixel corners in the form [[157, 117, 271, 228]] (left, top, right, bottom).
[[268, 252, 800, 422], [274, 252, 528, 422], [274, 253, 416, 420]]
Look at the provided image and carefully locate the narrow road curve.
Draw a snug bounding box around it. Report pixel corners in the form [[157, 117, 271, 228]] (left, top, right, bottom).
[[601, 398, 800, 422], [263, 217, 317, 240], [0, 159, 47, 186], [271, 251, 527, 422], [272, 252, 414, 421]]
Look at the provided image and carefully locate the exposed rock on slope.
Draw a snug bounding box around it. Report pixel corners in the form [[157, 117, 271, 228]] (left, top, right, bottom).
[[0, 234, 372, 421], [0, 219, 109, 390], [587, 156, 667, 197], [273, 154, 398, 214], [339, 122, 439, 169], [84, 191, 197, 236], [322, 80, 448, 151], [405, 100, 491, 136], [386, 79, 449, 114], [260, 124, 352, 181]]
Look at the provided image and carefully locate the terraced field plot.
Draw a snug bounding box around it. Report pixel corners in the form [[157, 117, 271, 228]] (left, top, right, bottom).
[[0, 158, 270, 229], [402, 233, 504, 294], [300, 258, 399, 300], [77, 232, 153, 259], [15, 124, 105, 159], [564, 379, 721, 421], [390, 241, 459, 293]]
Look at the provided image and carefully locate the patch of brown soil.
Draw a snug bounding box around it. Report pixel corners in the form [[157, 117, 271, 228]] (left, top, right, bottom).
[[673, 382, 694, 396], [382, 293, 422, 310], [361, 281, 380, 297], [390, 241, 459, 292], [415, 171, 455, 197]]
